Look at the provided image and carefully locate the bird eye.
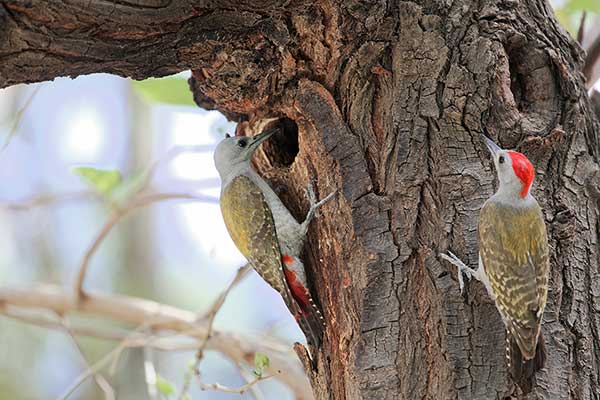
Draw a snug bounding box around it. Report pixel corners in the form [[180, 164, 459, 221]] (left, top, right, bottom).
[[237, 139, 248, 148], [499, 155, 505, 164]]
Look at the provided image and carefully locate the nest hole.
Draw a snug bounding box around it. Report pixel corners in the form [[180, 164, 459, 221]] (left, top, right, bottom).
[[508, 56, 526, 112], [262, 118, 299, 167]]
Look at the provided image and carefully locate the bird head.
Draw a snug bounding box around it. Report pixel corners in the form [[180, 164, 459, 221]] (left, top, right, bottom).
[[214, 128, 278, 177], [482, 134, 535, 200]]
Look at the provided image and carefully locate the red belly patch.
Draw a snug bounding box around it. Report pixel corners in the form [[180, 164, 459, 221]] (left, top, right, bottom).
[[282, 254, 294, 266], [282, 254, 310, 313]]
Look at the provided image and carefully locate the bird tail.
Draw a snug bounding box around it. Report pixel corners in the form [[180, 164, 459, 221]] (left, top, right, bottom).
[[508, 330, 546, 394], [279, 283, 324, 349], [281, 257, 325, 349], [296, 295, 325, 348]]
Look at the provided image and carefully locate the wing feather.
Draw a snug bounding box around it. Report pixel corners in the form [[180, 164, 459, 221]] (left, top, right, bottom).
[[479, 200, 549, 359], [220, 175, 289, 294], [221, 175, 324, 346]]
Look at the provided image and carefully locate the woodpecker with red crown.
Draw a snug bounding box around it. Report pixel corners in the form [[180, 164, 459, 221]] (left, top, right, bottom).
[[214, 128, 335, 350], [441, 134, 549, 394]]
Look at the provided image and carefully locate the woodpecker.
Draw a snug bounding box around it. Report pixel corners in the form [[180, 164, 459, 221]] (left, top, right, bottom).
[[441, 134, 549, 394], [214, 128, 335, 349]]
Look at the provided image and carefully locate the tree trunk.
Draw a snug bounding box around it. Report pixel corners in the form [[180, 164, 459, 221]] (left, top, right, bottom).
[[2, 1, 599, 399]]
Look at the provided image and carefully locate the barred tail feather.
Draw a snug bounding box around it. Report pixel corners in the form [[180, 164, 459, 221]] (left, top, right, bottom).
[[282, 257, 325, 349], [279, 286, 324, 348], [508, 331, 546, 394], [297, 300, 325, 348]]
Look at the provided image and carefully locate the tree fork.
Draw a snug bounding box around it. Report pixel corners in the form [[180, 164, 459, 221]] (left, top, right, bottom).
[[1, 1, 599, 399]]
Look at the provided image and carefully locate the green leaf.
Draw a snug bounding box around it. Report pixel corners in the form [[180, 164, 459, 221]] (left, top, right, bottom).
[[109, 171, 148, 206], [156, 374, 175, 397], [552, 0, 600, 35], [132, 77, 195, 106], [564, 0, 600, 13], [73, 167, 122, 196], [253, 353, 270, 377], [187, 359, 197, 371]]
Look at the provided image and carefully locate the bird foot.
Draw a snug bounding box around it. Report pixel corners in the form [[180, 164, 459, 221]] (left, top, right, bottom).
[[440, 251, 476, 293], [306, 183, 336, 219]]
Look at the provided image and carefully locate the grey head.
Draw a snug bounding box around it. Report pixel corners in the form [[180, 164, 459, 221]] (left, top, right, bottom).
[[481, 133, 535, 201], [213, 128, 278, 179]]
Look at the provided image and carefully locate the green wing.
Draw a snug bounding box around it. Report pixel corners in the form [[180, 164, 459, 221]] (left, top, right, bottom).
[[220, 175, 288, 295], [479, 201, 549, 358]]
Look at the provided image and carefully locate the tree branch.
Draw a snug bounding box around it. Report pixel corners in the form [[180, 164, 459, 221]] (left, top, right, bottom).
[[0, 1, 191, 87], [57, 315, 116, 400], [582, 14, 600, 90], [72, 141, 220, 299], [0, 283, 313, 399], [73, 192, 217, 299], [198, 373, 278, 394], [0, 0, 308, 91], [178, 264, 251, 399], [0, 0, 317, 122], [577, 11, 587, 44], [584, 33, 600, 89], [56, 322, 154, 400], [1, 84, 41, 153], [0, 191, 100, 210]]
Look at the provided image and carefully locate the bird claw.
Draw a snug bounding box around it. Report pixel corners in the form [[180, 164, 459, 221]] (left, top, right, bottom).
[[306, 183, 336, 213], [306, 183, 317, 206], [440, 251, 472, 294], [317, 190, 337, 206]]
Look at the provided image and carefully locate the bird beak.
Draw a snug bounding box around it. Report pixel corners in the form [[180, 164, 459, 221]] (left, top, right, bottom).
[[250, 128, 278, 148], [481, 133, 502, 156]]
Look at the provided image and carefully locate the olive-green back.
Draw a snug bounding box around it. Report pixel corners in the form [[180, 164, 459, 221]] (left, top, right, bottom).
[[220, 175, 287, 294], [479, 200, 549, 358]]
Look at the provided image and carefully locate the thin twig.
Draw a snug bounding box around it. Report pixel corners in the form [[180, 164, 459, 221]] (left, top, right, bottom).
[[58, 315, 115, 400], [238, 362, 266, 400], [178, 264, 251, 400], [198, 264, 251, 352], [0, 191, 99, 211], [196, 264, 252, 320], [577, 11, 587, 44], [198, 373, 278, 394], [74, 210, 122, 300], [55, 323, 153, 400], [0, 192, 209, 213], [73, 192, 218, 299], [584, 28, 600, 90], [1, 85, 41, 153]]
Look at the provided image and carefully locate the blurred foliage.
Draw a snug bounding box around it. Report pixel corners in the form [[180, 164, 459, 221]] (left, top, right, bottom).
[[156, 374, 176, 397], [0, 86, 41, 153], [73, 166, 148, 207], [110, 171, 148, 206], [132, 77, 195, 107], [253, 352, 270, 378], [73, 166, 122, 196], [554, 0, 600, 36]]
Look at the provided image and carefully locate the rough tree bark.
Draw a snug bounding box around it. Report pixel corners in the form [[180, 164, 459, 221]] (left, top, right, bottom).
[[1, 1, 599, 399]]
